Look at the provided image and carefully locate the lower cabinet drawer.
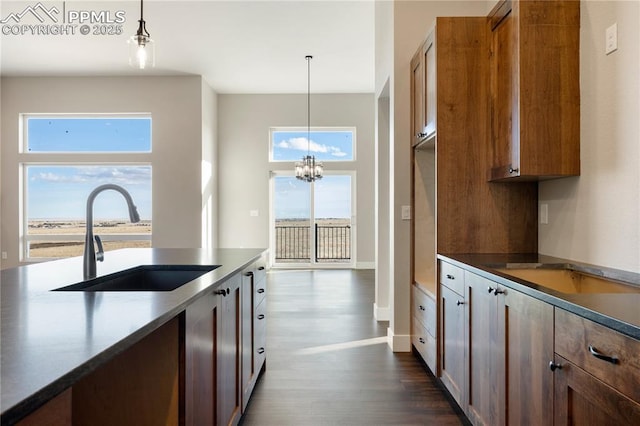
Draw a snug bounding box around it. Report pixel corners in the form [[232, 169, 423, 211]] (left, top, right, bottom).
[[254, 300, 267, 370], [439, 261, 464, 295], [412, 285, 437, 337], [412, 317, 436, 370], [555, 308, 640, 403]]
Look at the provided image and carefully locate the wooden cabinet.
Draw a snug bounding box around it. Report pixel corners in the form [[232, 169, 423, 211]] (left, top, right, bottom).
[[186, 274, 242, 426], [488, 0, 580, 181], [438, 261, 555, 425], [498, 280, 554, 425], [218, 274, 242, 426], [464, 272, 498, 426], [410, 31, 435, 146], [553, 309, 640, 424], [241, 258, 267, 411], [439, 282, 465, 407], [412, 284, 437, 370]]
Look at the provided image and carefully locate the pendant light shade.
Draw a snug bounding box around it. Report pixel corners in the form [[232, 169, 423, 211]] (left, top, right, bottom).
[[295, 55, 323, 182], [128, 0, 155, 69]]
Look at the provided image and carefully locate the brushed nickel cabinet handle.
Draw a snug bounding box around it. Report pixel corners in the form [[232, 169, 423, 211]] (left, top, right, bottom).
[[588, 345, 618, 364], [549, 361, 562, 371]]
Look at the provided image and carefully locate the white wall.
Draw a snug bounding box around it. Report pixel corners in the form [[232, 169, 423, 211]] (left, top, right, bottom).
[[201, 80, 219, 251], [539, 0, 640, 273], [217, 94, 375, 266], [1, 76, 208, 268]]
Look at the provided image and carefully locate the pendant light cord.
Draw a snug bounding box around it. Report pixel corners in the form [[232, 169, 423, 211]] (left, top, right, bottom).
[[306, 55, 312, 158]]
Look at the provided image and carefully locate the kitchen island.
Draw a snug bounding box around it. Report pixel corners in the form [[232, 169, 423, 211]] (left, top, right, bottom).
[[1, 248, 266, 425]]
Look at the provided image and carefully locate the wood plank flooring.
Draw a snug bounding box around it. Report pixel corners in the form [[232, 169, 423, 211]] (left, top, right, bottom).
[[239, 269, 467, 426]]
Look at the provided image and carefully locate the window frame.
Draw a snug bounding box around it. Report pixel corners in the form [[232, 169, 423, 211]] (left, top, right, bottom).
[[19, 113, 153, 263], [269, 126, 357, 163]]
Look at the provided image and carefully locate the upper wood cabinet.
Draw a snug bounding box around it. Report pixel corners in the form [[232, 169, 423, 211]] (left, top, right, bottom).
[[410, 31, 436, 146], [488, 0, 580, 181]]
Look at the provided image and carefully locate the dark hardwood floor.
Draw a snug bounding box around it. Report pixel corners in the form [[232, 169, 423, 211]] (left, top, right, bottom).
[[239, 269, 466, 426]]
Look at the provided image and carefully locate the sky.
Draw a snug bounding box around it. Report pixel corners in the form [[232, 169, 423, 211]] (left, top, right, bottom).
[[274, 175, 351, 219], [26, 119, 353, 221], [26, 117, 152, 220], [271, 130, 353, 161]]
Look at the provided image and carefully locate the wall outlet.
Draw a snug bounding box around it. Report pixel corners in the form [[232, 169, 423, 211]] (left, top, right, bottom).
[[540, 204, 549, 224], [250, 210, 259, 217]]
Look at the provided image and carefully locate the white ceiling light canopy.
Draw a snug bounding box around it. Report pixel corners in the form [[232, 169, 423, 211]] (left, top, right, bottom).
[[295, 55, 323, 183], [128, 0, 155, 70]]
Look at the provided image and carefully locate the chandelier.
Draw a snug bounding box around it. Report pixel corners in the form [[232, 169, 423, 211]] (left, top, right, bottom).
[[128, 0, 155, 69], [295, 55, 323, 182]]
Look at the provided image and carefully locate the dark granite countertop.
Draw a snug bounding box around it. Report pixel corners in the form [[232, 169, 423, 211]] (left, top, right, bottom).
[[438, 253, 640, 340], [0, 248, 265, 425]]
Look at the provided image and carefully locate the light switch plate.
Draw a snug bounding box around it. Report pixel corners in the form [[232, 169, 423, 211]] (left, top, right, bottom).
[[401, 205, 411, 220], [606, 23, 618, 55], [540, 204, 549, 224]]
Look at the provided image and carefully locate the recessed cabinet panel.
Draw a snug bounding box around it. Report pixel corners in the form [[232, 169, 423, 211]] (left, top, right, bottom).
[[439, 284, 465, 408]]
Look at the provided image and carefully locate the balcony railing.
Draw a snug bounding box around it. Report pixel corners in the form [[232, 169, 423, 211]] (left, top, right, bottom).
[[275, 224, 351, 262]]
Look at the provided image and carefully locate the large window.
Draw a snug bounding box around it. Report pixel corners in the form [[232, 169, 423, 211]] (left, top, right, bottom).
[[20, 115, 152, 261]]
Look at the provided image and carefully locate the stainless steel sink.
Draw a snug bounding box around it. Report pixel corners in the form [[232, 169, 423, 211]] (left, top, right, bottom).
[[53, 265, 220, 292], [493, 266, 640, 294]]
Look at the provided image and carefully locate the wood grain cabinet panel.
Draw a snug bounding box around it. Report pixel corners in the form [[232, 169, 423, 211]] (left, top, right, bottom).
[[439, 284, 466, 408], [553, 355, 640, 425], [555, 308, 640, 404], [489, 0, 580, 181]]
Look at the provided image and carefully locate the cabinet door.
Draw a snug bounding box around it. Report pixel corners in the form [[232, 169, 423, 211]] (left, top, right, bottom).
[[185, 291, 219, 425], [489, 2, 517, 180], [439, 285, 466, 407], [241, 269, 255, 412], [553, 356, 640, 425], [498, 286, 554, 425], [465, 272, 498, 426], [423, 33, 436, 140], [410, 47, 425, 146], [218, 274, 242, 426]]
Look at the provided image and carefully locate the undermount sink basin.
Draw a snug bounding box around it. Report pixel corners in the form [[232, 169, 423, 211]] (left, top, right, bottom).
[[53, 265, 220, 292], [493, 267, 640, 294]]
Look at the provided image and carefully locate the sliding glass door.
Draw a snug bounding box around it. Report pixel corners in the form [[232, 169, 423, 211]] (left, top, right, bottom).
[[271, 172, 354, 268]]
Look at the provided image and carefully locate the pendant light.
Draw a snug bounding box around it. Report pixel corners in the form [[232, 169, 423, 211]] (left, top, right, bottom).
[[128, 0, 155, 69], [295, 55, 323, 182]]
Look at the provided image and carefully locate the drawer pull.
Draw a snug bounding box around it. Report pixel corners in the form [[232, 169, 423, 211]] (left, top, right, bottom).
[[257, 347, 265, 354], [419, 337, 425, 344], [257, 288, 265, 294], [419, 305, 426, 311], [257, 314, 265, 320], [588, 345, 618, 364], [549, 361, 562, 371], [245, 271, 254, 277], [488, 286, 495, 293], [493, 288, 505, 296], [456, 300, 464, 306], [446, 274, 455, 280], [258, 266, 265, 270]]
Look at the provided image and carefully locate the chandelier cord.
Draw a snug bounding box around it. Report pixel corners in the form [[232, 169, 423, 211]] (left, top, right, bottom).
[[306, 55, 311, 158]]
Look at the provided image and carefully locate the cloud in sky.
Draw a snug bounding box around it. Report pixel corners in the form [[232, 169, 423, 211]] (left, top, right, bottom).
[[277, 137, 347, 158], [30, 166, 151, 186]]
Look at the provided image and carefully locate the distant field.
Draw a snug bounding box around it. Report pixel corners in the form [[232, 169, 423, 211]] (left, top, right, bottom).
[[28, 220, 151, 258], [27, 218, 351, 263]]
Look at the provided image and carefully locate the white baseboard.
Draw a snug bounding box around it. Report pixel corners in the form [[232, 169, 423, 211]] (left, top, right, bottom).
[[356, 261, 375, 269], [373, 303, 390, 321], [386, 327, 411, 352]]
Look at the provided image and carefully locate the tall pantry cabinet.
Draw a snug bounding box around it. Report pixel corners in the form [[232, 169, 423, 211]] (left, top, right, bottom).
[[410, 16, 537, 375]]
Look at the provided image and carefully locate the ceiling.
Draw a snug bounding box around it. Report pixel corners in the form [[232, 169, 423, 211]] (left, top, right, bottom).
[[0, 0, 375, 93]]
